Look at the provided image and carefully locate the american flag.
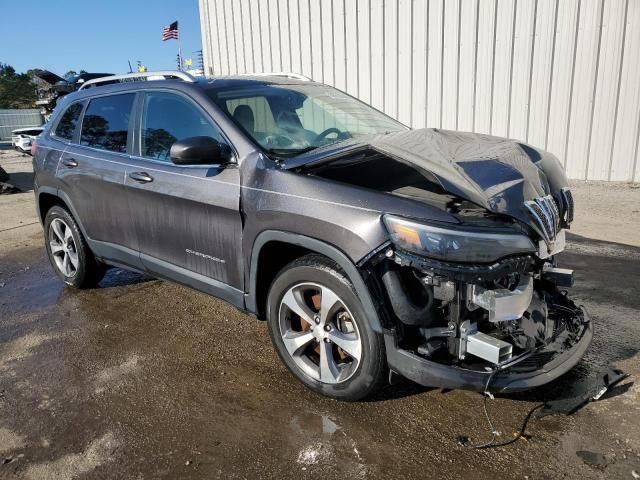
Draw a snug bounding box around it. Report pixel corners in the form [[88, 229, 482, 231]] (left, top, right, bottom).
[[162, 21, 179, 41]]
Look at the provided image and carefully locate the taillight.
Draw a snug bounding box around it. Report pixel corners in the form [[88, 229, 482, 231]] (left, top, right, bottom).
[[30, 139, 37, 156]]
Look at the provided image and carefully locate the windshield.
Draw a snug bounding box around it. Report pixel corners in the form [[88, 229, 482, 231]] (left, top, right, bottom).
[[208, 83, 406, 155]]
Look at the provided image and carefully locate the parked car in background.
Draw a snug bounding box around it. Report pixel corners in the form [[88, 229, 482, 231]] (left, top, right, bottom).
[[32, 71, 591, 401], [11, 127, 43, 154]]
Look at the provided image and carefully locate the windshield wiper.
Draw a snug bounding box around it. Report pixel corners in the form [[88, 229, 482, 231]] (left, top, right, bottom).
[[265, 146, 319, 157]]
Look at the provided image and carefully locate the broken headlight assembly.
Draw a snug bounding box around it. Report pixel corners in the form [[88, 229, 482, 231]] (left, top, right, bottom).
[[383, 215, 536, 263]]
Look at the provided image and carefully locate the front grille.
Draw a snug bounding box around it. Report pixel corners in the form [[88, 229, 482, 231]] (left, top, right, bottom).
[[510, 351, 556, 372], [524, 195, 561, 245]]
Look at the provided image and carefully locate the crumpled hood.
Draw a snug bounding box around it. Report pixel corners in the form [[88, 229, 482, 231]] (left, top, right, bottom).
[[289, 128, 569, 229]]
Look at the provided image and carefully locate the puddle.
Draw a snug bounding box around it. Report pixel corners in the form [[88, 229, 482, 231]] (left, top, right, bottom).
[[290, 413, 341, 436], [576, 450, 610, 466]]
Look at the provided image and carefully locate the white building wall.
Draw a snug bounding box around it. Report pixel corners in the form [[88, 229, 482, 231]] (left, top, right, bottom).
[[199, 0, 640, 182]]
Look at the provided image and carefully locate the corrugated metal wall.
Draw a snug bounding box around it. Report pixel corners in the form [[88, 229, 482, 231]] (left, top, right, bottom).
[[0, 109, 44, 142], [199, 0, 640, 182]]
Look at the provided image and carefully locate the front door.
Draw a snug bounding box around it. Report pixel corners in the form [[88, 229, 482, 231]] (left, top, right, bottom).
[[124, 90, 243, 303]]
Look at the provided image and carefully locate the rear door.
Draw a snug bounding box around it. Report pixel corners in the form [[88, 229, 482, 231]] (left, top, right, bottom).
[[56, 92, 142, 268], [124, 89, 243, 302], [36, 101, 85, 198]]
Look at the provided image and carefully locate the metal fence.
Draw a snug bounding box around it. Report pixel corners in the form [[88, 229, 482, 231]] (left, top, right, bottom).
[[0, 109, 44, 142], [199, 0, 640, 182]]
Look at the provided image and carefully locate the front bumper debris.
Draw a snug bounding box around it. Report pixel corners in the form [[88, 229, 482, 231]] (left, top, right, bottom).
[[537, 367, 627, 416], [384, 307, 592, 393]]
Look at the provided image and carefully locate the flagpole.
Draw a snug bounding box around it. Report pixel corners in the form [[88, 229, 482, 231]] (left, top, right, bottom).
[[177, 24, 183, 71]]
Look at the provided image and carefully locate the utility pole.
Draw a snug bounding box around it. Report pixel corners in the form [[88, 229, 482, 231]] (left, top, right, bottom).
[[196, 49, 204, 72]]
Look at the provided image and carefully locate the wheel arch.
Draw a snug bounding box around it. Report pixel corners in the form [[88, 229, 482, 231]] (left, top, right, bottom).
[[37, 188, 64, 224], [37, 188, 90, 241], [247, 231, 383, 332]]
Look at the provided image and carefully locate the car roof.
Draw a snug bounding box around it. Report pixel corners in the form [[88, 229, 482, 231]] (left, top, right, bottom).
[[61, 74, 321, 102], [201, 75, 319, 88]]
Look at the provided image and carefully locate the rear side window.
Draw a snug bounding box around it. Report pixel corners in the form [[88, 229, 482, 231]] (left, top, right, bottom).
[[140, 91, 223, 162], [54, 102, 83, 141], [80, 93, 135, 153]]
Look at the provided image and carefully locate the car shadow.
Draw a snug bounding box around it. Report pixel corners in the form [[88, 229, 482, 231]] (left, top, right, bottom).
[[366, 380, 436, 402], [98, 267, 153, 289], [5, 171, 35, 192]]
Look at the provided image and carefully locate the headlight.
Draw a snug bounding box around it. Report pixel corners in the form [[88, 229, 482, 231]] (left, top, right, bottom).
[[383, 215, 536, 263]]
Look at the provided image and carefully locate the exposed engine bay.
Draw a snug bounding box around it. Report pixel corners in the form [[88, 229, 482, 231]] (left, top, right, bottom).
[[368, 250, 588, 373]]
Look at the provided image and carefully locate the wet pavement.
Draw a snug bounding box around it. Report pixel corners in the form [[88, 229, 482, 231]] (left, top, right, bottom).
[[0, 152, 639, 479], [0, 237, 638, 479]]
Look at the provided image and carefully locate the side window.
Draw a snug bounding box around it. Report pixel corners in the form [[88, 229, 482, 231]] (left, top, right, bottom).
[[80, 93, 135, 153], [54, 102, 83, 141], [141, 92, 223, 162]]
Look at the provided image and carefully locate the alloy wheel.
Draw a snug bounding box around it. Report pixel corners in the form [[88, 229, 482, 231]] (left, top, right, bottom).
[[48, 218, 79, 277], [278, 282, 362, 384]]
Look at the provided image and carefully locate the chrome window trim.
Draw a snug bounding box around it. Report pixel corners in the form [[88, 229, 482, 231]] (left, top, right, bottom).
[[69, 143, 229, 170]]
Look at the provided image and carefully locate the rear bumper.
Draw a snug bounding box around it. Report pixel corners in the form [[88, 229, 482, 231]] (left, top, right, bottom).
[[385, 308, 593, 392]]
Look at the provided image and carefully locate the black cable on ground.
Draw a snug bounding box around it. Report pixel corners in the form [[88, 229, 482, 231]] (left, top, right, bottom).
[[459, 350, 546, 449], [471, 399, 544, 449]]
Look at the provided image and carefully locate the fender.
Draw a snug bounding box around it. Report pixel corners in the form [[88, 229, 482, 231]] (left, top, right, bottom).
[[247, 230, 383, 332], [34, 185, 59, 223], [37, 187, 90, 241], [56, 189, 91, 241]]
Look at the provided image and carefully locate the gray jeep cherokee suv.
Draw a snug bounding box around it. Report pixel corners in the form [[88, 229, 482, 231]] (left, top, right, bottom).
[[33, 71, 591, 401]]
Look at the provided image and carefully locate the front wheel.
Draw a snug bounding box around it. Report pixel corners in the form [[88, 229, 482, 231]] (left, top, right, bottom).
[[266, 254, 387, 401]]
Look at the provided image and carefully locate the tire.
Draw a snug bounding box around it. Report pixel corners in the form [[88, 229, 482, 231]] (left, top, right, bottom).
[[44, 206, 105, 288], [266, 254, 387, 401], [0, 166, 8, 182]]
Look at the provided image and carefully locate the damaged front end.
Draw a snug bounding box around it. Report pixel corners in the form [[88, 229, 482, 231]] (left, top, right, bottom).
[[295, 128, 592, 391], [364, 212, 591, 393]]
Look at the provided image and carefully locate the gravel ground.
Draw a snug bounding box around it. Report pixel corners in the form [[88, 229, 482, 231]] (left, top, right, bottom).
[[1, 148, 639, 479]]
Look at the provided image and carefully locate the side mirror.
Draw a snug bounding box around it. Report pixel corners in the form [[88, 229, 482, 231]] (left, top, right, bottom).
[[170, 136, 232, 165]]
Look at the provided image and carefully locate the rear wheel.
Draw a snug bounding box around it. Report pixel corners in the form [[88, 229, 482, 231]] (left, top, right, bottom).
[[266, 254, 386, 400], [44, 206, 105, 288]]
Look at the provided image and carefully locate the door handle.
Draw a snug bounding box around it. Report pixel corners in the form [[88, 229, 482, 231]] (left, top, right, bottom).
[[129, 171, 154, 183], [62, 158, 78, 168]]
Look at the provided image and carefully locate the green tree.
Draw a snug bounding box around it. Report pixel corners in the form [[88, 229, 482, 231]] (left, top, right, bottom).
[[0, 63, 37, 109]]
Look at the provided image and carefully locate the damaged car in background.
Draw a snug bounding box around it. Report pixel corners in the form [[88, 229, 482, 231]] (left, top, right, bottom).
[[34, 72, 591, 401], [11, 127, 43, 154]]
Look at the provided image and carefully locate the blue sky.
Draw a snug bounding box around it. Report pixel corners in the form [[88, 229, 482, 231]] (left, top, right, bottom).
[[0, 0, 202, 75]]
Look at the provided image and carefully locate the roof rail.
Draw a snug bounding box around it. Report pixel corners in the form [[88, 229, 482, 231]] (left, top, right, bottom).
[[78, 71, 197, 90], [240, 72, 312, 82]]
